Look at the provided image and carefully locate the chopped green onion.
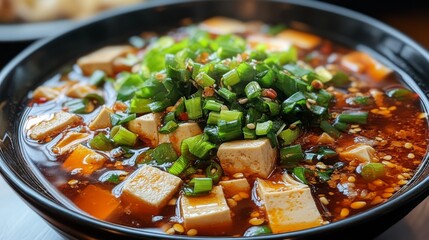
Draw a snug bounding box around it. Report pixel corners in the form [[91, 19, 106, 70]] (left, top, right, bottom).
[[84, 93, 105, 105], [206, 161, 223, 184], [352, 96, 372, 105], [168, 156, 189, 176], [361, 163, 386, 181], [89, 133, 114, 151], [278, 128, 300, 146], [64, 99, 90, 114], [204, 100, 223, 112], [110, 113, 136, 126], [284, 64, 311, 77], [266, 101, 280, 116], [333, 119, 349, 132], [337, 111, 368, 124], [243, 126, 256, 140], [236, 62, 256, 82], [181, 134, 216, 159], [195, 72, 216, 87], [256, 120, 273, 136], [331, 71, 350, 87], [149, 100, 170, 112], [189, 178, 213, 194], [280, 144, 304, 165], [207, 112, 220, 125], [293, 167, 309, 184], [244, 225, 272, 236], [218, 119, 242, 141], [223, 69, 241, 86], [159, 121, 179, 134], [216, 87, 237, 103], [163, 112, 176, 124], [320, 120, 341, 139], [244, 81, 262, 100], [386, 88, 415, 101], [129, 97, 152, 114], [185, 97, 203, 119], [152, 143, 178, 164], [89, 70, 106, 86], [110, 125, 137, 146]]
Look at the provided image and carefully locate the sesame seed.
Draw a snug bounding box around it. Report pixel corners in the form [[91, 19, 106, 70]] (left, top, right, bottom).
[[227, 198, 238, 208], [370, 196, 384, 205], [372, 179, 385, 187], [316, 162, 327, 169], [238, 98, 249, 104], [404, 143, 413, 149], [351, 124, 360, 128], [375, 137, 383, 141], [68, 179, 78, 185], [246, 123, 256, 129], [250, 211, 260, 218], [407, 153, 415, 159], [166, 228, 175, 235], [173, 223, 185, 233], [382, 161, 395, 168], [383, 155, 392, 160], [418, 112, 427, 119], [319, 197, 329, 205], [389, 106, 397, 111], [221, 105, 229, 110], [307, 99, 317, 104], [249, 217, 265, 226], [397, 180, 409, 185], [348, 176, 356, 183], [384, 187, 395, 193], [233, 172, 244, 178], [397, 174, 405, 180], [340, 208, 350, 217], [354, 128, 362, 132], [187, 229, 198, 236], [382, 193, 393, 198], [350, 201, 367, 209]]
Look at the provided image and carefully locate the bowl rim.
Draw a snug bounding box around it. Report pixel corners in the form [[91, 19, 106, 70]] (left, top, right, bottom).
[[1, 0, 429, 239]]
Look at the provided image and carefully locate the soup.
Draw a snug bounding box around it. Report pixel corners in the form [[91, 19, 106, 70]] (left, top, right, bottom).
[[22, 17, 428, 237]]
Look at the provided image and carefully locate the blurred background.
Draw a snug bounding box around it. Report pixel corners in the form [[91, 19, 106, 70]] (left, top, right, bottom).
[[0, 0, 428, 66]]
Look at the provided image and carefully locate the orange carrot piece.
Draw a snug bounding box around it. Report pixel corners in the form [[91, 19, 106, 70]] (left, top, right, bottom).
[[62, 144, 106, 175], [74, 185, 120, 220]]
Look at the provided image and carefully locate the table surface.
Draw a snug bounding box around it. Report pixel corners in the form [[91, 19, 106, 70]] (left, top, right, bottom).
[[1, 2, 428, 240]]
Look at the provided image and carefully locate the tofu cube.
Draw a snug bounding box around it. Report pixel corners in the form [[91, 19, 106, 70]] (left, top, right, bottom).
[[52, 132, 90, 155], [127, 113, 163, 147], [32, 86, 60, 101], [66, 83, 99, 98], [62, 144, 106, 175], [29, 111, 81, 141], [199, 17, 247, 34], [217, 138, 277, 178], [219, 178, 251, 197], [181, 186, 232, 235], [163, 122, 203, 154], [88, 106, 113, 130], [257, 174, 323, 233], [339, 144, 377, 163], [277, 29, 321, 49], [74, 185, 120, 220], [121, 165, 182, 215], [77, 45, 133, 76]]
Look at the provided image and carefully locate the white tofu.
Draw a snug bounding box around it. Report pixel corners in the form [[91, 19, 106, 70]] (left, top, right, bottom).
[[164, 122, 203, 154], [127, 113, 163, 147], [77, 45, 133, 76], [199, 17, 247, 34], [219, 178, 251, 197], [277, 29, 321, 49], [256, 174, 323, 233], [29, 111, 81, 141], [217, 138, 277, 178], [32, 86, 60, 101], [52, 132, 90, 155], [121, 165, 182, 215], [66, 83, 99, 98], [339, 143, 377, 163], [88, 106, 113, 130], [181, 186, 232, 235]]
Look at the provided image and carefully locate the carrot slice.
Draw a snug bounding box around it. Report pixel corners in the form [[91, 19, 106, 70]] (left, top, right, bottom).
[[74, 185, 120, 220], [62, 144, 106, 175]]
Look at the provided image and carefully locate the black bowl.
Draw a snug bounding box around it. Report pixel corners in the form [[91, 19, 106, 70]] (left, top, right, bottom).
[[1, 0, 429, 239]]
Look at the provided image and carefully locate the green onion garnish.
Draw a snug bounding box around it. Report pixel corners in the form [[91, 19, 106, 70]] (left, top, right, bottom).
[[110, 125, 137, 146]]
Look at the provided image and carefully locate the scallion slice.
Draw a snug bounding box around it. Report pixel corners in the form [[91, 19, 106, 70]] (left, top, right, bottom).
[[110, 125, 137, 146], [185, 97, 203, 120], [245, 81, 262, 100], [280, 144, 304, 165], [168, 156, 189, 176], [337, 111, 368, 124], [89, 133, 114, 151], [256, 120, 273, 136], [159, 121, 179, 134]]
